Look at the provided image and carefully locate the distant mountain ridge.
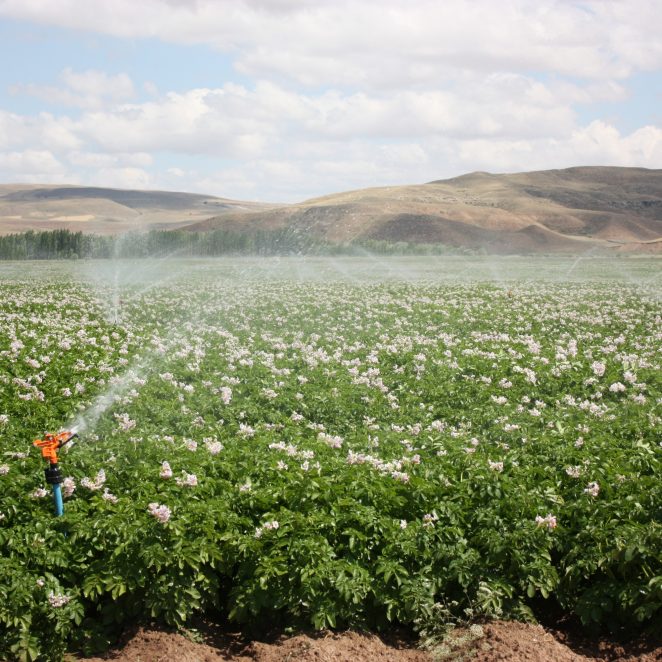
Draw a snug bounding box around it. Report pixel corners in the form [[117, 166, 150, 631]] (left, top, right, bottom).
[[3, 186, 215, 210], [0, 184, 274, 235], [188, 166, 662, 254], [1, 167, 661, 253]]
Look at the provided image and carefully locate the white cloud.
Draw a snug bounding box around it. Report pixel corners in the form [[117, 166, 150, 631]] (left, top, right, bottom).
[[163, 120, 662, 202], [12, 68, 135, 110], [66, 151, 153, 168], [1, 77, 661, 200], [1, 0, 660, 87], [0, 1, 660, 199], [449, 122, 662, 175], [0, 149, 71, 182], [74, 87, 269, 157], [0, 110, 81, 151], [92, 167, 152, 189], [60, 75, 581, 162]]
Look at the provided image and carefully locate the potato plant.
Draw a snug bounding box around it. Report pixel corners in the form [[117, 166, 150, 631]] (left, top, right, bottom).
[[0, 258, 660, 660]]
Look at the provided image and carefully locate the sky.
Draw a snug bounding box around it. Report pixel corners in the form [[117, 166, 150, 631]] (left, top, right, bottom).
[[0, 0, 661, 203]]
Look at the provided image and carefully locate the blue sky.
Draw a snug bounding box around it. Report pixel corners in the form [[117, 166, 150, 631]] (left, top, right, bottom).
[[0, 0, 660, 202]]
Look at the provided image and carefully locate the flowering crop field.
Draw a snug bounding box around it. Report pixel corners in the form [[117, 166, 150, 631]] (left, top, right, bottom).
[[0, 257, 660, 660]]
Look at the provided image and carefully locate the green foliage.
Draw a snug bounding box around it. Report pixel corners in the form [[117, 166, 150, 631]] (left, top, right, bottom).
[[0, 260, 660, 660], [0, 228, 471, 260]]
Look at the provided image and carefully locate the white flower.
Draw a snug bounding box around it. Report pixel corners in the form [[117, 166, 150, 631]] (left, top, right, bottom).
[[488, 460, 504, 472], [623, 371, 637, 384], [175, 472, 198, 487], [591, 361, 606, 377], [0, 464, 9, 475], [204, 440, 223, 455], [81, 469, 106, 491], [31, 488, 48, 499], [522, 368, 537, 384], [584, 481, 600, 498], [62, 477, 76, 498], [48, 592, 71, 608], [102, 488, 118, 503], [255, 520, 280, 538], [318, 432, 343, 449], [160, 461, 173, 479], [219, 386, 232, 405], [535, 514, 557, 530], [148, 502, 171, 524], [114, 412, 136, 432], [422, 512, 438, 527], [391, 471, 410, 483]]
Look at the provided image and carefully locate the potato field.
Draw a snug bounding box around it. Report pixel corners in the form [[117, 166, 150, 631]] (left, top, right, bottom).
[[0, 257, 659, 661]]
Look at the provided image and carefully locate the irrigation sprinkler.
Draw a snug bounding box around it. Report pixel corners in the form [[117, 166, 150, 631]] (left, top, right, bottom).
[[33, 430, 78, 517]]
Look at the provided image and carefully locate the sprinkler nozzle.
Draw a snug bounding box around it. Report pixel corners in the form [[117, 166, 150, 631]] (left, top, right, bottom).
[[34, 431, 77, 518], [33, 430, 78, 464]]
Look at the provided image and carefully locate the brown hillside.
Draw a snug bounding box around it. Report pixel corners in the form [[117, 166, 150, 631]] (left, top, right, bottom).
[[2, 167, 661, 253], [0, 184, 277, 235], [187, 166, 662, 254]]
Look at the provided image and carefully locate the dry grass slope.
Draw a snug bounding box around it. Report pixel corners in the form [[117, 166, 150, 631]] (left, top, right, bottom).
[[189, 166, 662, 254], [0, 184, 277, 236], [1, 167, 660, 253]]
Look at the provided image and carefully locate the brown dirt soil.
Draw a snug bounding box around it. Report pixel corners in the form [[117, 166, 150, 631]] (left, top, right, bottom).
[[79, 620, 662, 662]]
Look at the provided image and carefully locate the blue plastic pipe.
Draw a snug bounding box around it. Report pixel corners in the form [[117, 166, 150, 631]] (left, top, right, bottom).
[[52, 483, 64, 517]]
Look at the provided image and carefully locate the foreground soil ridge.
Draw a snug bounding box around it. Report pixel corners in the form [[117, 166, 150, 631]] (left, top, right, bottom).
[[80, 621, 662, 662]]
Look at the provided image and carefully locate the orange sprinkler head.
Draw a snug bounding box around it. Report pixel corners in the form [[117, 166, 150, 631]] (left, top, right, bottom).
[[33, 431, 77, 464]]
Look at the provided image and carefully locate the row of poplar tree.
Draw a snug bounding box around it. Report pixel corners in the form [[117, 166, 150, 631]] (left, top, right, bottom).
[[0, 228, 469, 259]]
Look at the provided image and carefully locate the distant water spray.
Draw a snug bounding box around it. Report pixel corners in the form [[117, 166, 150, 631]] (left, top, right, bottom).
[[565, 255, 583, 278], [69, 364, 146, 435], [67, 258, 207, 438], [71, 272, 181, 436], [111, 270, 120, 324]]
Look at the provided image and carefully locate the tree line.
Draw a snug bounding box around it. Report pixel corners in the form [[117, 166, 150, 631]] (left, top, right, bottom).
[[0, 228, 472, 260]]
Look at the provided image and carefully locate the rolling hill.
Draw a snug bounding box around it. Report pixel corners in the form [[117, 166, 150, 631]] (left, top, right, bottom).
[[0, 184, 275, 235], [1, 167, 661, 253], [187, 166, 662, 254]]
